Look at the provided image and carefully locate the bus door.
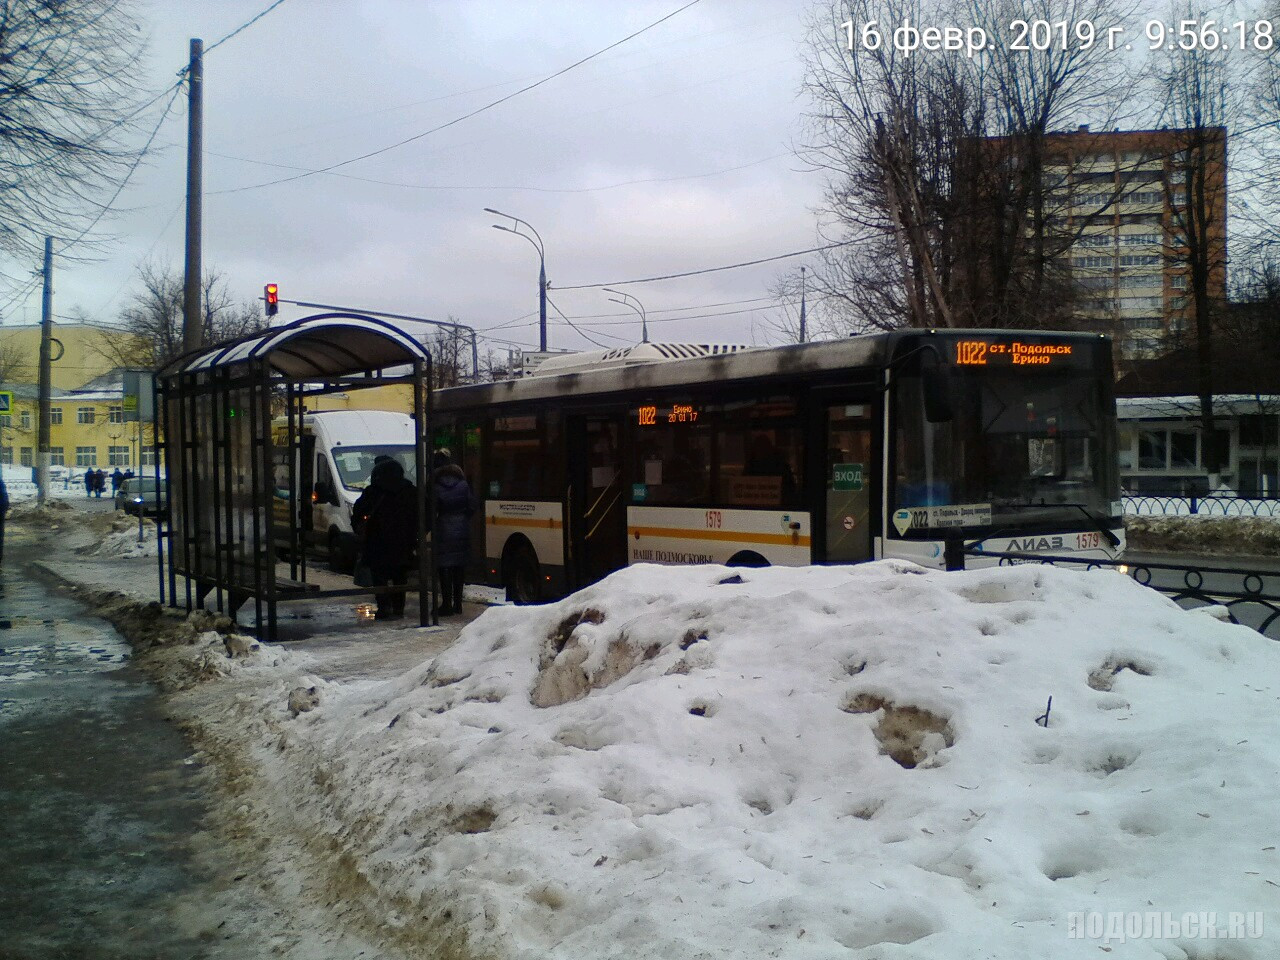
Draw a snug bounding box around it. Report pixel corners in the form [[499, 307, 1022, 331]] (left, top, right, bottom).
[[821, 402, 874, 564], [567, 416, 627, 587]]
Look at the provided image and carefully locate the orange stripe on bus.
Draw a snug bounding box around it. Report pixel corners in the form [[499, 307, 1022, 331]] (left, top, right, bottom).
[[628, 525, 810, 548], [487, 515, 563, 530]]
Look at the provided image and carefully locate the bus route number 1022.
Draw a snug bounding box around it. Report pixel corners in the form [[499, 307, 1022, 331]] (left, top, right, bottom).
[[956, 340, 989, 365]]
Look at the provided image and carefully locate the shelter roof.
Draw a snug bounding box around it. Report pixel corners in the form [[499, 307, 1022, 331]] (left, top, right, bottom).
[[157, 314, 429, 381]]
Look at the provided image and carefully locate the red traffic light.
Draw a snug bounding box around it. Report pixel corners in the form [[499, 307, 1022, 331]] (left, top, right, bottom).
[[264, 283, 279, 316]]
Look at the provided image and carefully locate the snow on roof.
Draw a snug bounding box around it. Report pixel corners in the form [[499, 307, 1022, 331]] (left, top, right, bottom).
[[529, 342, 753, 376], [280, 562, 1280, 958]]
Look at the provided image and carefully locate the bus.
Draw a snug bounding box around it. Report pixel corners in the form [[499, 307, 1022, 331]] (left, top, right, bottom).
[[433, 330, 1124, 603]]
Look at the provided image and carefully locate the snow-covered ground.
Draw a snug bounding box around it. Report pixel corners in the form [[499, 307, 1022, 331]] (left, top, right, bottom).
[[1, 464, 165, 501], [17, 496, 1276, 958], [220, 560, 1277, 959], [1125, 514, 1280, 559]]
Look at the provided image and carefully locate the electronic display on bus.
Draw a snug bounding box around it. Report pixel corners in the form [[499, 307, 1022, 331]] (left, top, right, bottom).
[[637, 403, 701, 426], [951, 338, 1087, 368]]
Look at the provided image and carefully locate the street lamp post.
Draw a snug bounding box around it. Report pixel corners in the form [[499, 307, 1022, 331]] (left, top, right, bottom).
[[484, 208, 548, 352], [603, 287, 648, 344]]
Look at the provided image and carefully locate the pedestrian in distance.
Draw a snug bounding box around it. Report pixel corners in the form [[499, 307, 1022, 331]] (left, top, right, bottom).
[[0, 476, 8, 566], [110, 468, 124, 495], [432, 450, 475, 617], [94, 469, 106, 498], [351, 456, 418, 621], [83, 470, 94, 498]]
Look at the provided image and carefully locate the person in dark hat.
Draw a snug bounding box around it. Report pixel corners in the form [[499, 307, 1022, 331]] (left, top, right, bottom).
[[431, 451, 474, 617], [352, 456, 418, 620]]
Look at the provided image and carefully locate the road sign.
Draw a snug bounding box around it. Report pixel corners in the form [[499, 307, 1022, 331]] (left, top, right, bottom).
[[121, 370, 154, 423], [0, 391, 12, 413], [832, 462, 863, 491]]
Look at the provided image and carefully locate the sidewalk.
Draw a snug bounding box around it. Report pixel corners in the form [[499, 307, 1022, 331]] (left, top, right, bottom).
[[20, 501, 500, 683]]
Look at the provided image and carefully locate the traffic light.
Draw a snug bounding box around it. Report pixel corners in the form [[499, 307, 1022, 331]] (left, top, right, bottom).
[[264, 283, 279, 317]]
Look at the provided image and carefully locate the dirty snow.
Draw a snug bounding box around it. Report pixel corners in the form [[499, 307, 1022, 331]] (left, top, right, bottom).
[[76, 523, 160, 559], [254, 561, 1280, 959], [1126, 514, 1280, 559]]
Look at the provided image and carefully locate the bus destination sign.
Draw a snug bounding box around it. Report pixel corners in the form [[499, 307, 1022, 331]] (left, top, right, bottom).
[[954, 339, 1075, 367], [637, 403, 701, 426]]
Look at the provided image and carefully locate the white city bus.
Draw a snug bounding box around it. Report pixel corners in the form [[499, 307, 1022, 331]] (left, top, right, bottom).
[[433, 330, 1124, 603]]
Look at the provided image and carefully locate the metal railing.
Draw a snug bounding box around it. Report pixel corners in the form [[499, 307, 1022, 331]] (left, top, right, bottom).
[[1123, 494, 1280, 518], [963, 547, 1280, 640]]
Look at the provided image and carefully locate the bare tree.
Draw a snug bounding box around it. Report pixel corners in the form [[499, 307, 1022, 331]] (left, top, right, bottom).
[[1224, 255, 1280, 494], [97, 260, 265, 369], [1154, 28, 1236, 481], [760, 267, 849, 343], [427, 321, 473, 389], [0, 0, 147, 265], [800, 0, 1133, 333]]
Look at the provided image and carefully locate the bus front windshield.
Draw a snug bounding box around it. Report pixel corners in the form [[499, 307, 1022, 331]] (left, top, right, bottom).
[[893, 368, 1119, 533], [331, 446, 417, 491]]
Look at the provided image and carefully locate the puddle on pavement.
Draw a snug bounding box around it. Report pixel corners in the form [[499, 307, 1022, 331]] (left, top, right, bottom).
[[0, 570, 227, 957]]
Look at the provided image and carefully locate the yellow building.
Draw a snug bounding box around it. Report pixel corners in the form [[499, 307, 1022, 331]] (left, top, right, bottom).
[[0, 322, 147, 390], [0, 323, 157, 475]]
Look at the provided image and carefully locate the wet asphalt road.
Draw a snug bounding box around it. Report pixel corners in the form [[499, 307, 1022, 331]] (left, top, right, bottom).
[[0, 554, 217, 958]]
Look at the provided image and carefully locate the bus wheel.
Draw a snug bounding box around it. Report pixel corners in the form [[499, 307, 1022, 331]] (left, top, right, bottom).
[[504, 542, 542, 605], [727, 550, 770, 568]]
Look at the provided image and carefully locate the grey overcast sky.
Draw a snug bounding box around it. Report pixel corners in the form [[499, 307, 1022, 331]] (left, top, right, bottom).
[[9, 0, 824, 356]]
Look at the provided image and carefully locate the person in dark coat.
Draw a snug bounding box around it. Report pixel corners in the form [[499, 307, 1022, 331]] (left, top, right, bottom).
[[93, 469, 107, 498], [110, 468, 124, 494], [432, 452, 474, 617], [351, 457, 418, 620], [83, 470, 94, 497], [0, 477, 8, 566]]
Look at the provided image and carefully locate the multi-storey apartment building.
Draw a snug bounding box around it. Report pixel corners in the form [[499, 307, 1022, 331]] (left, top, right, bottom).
[[1041, 125, 1227, 361]]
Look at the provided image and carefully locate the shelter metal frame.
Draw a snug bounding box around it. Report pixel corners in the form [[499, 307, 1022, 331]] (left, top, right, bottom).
[[154, 313, 436, 641]]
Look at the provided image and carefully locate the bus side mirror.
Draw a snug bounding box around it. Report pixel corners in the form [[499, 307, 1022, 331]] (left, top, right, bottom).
[[922, 366, 954, 423], [314, 480, 337, 505]]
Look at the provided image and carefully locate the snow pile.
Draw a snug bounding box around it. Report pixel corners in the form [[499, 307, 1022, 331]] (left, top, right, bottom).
[[77, 523, 160, 559], [275, 562, 1280, 958], [1127, 514, 1280, 558]]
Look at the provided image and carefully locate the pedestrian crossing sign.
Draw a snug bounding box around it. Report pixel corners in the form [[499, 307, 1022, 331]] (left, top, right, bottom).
[[0, 392, 11, 413]]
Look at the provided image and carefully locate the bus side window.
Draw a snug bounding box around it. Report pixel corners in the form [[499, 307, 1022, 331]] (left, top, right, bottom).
[[633, 424, 711, 505], [717, 426, 801, 507]]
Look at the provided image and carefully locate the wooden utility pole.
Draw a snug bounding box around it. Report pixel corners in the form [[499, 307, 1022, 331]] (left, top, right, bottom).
[[36, 237, 53, 504], [182, 38, 204, 352]]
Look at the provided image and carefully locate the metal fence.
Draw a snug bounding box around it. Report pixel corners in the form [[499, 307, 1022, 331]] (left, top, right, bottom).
[[964, 548, 1280, 641], [1123, 494, 1280, 518]]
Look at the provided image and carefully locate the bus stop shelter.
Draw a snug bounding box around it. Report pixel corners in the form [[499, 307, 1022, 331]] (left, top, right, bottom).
[[154, 314, 435, 641]]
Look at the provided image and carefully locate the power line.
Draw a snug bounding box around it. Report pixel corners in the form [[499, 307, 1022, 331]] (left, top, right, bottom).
[[546, 297, 611, 348], [0, 274, 43, 321], [209, 0, 704, 196], [55, 84, 184, 256], [206, 149, 791, 196], [199, 0, 292, 59], [553, 241, 852, 290]]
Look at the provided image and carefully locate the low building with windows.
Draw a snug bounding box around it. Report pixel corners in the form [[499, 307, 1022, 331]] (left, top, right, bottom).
[[0, 376, 158, 477], [1116, 348, 1277, 497], [0, 323, 158, 476]]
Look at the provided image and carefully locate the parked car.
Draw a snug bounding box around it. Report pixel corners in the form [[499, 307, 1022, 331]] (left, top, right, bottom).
[[115, 477, 163, 516]]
